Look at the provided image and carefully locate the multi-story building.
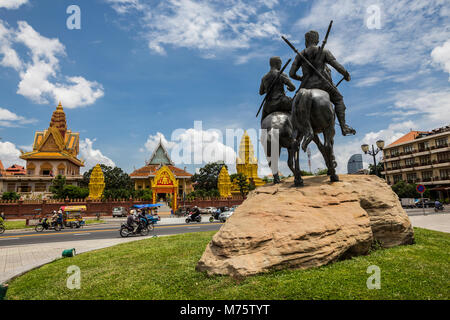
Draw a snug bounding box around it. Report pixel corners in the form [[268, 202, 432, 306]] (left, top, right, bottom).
[[0, 103, 84, 198], [381, 126, 450, 198], [347, 154, 363, 174]]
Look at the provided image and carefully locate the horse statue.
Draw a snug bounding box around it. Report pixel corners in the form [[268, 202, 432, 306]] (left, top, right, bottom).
[[260, 87, 338, 187]]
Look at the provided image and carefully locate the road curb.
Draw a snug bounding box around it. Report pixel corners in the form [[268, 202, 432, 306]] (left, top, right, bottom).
[[0, 234, 170, 286]]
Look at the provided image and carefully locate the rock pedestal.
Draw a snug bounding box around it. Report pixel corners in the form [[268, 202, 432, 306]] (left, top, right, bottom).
[[197, 175, 414, 277]]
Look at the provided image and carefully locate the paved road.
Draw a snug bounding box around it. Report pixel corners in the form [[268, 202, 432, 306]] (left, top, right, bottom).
[[0, 221, 223, 247], [405, 208, 450, 216]]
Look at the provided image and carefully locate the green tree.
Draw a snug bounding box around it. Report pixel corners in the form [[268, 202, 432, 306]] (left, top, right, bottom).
[[230, 173, 250, 197], [300, 170, 314, 176], [315, 168, 328, 176], [50, 175, 67, 199], [391, 181, 431, 199], [369, 162, 385, 178], [2, 192, 20, 200], [191, 162, 226, 191], [63, 185, 89, 199], [81, 165, 133, 190]]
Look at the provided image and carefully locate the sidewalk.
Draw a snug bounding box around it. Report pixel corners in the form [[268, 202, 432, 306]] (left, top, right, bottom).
[[408, 213, 450, 233], [0, 235, 164, 285]]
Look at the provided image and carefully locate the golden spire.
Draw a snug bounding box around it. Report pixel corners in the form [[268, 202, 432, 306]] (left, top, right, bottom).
[[237, 131, 257, 164], [49, 101, 67, 139]]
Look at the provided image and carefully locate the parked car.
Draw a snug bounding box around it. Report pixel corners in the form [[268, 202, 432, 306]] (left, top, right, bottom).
[[401, 198, 416, 208], [415, 199, 434, 208], [219, 208, 234, 222], [205, 207, 216, 214], [112, 207, 128, 217]]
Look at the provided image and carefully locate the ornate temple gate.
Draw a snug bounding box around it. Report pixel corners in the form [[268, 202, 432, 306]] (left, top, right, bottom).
[[151, 166, 178, 211]]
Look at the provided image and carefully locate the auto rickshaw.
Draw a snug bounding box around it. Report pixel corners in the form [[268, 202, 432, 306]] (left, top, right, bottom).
[[60, 205, 86, 229]]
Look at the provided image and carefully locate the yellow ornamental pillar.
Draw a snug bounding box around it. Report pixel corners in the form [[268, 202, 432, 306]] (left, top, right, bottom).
[[218, 166, 232, 198], [88, 164, 105, 199]]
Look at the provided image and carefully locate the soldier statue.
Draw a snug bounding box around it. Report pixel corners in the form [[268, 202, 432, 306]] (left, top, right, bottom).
[[259, 56, 296, 121], [289, 30, 356, 146], [258, 21, 354, 185]]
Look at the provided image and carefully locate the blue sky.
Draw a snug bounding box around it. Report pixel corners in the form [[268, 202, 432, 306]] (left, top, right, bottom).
[[0, 0, 449, 176]]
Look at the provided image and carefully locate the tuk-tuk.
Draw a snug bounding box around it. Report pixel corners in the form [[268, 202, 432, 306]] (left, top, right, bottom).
[[60, 205, 86, 229]]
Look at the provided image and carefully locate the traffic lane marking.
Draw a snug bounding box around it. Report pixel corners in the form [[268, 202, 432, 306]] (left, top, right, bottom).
[[0, 223, 223, 239]]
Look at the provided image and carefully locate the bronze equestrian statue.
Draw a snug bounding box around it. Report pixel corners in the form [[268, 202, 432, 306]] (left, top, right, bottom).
[[258, 21, 355, 185]]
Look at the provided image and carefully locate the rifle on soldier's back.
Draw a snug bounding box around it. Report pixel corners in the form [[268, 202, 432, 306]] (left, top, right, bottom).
[[256, 58, 292, 118]]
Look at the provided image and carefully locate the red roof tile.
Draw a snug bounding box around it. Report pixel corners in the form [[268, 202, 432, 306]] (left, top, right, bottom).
[[387, 131, 429, 147], [130, 165, 192, 178]]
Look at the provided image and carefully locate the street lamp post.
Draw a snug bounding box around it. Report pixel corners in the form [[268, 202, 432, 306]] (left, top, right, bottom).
[[361, 140, 385, 176]]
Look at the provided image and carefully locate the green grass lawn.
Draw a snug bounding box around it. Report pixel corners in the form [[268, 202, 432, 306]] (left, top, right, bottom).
[[5, 228, 450, 300], [83, 219, 106, 226], [4, 220, 34, 230]]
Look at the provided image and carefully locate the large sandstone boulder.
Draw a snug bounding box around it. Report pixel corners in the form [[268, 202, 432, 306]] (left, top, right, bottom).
[[197, 175, 414, 277]]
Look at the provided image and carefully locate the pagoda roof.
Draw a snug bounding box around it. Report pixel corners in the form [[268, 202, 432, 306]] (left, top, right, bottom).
[[147, 139, 173, 165], [20, 103, 83, 167], [20, 150, 85, 166], [4, 164, 26, 176], [130, 164, 192, 179]]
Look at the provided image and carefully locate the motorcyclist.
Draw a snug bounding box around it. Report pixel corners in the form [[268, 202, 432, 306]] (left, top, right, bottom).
[[51, 211, 58, 227], [435, 200, 443, 209], [138, 209, 148, 228], [127, 210, 139, 233], [191, 206, 201, 220], [57, 209, 64, 229]]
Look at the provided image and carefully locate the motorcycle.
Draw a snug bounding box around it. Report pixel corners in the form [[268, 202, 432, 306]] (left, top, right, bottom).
[[434, 204, 445, 212], [120, 221, 150, 237], [209, 211, 221, 223], [35, 218, 61, 232], [185, 212, 202, 223]]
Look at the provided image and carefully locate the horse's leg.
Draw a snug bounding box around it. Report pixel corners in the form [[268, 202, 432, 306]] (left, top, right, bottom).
[[323, 126, 339, 182], [313, 134, 332, 176], [294, 149, 303, 186]]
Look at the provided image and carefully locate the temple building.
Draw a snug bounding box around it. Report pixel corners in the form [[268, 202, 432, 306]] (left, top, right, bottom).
[[0, 103, 84, 197], [130, 140, 193, 205]]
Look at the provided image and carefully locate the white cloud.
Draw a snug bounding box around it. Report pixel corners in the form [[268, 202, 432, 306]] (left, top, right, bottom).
[[0, 20, 104, 108], [141, 129, 237, 166], [108, 0, 281, 58], [0, 107, 36, 127], [79, 138, 115, 171], [0, 0, 28, 9], [0, 141, 25, 168], [141, 132, 176, 153], [294, 0, 450, 80], [106, 0, 145, 13], [431, 40, 450, 80]]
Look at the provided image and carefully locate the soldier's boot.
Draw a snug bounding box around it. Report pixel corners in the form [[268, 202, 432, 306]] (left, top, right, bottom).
[[335, 104, 356, 136]]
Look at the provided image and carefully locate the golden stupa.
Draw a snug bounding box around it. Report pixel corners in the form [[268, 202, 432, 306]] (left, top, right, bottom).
[[218, 131, 265, 196], [88, 164, 105, 199], [218, 166, 232, 198], [235, 131, 265, 188]]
